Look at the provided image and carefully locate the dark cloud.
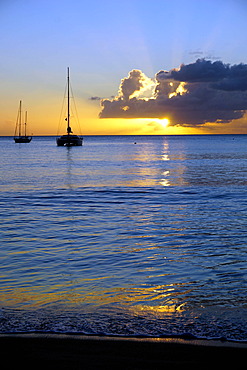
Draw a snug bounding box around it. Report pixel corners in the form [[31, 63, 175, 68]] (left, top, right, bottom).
[[99, 59, 247, 126], [163, 59, 247, 91], [89, 96, 102, 101], [212, 63, 247, 91], [166, 59, 228, 82]]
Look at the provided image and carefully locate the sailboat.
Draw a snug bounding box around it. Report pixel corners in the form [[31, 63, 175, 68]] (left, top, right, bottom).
[[56, 68, 83, 146], [14, 100, 32, 143]]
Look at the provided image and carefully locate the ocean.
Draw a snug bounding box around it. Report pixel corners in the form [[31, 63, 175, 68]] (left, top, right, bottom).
[[0, 134, 246, 341]]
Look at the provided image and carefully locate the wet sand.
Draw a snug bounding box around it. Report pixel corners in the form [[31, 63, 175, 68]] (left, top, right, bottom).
[[0, 334, 246, 369]]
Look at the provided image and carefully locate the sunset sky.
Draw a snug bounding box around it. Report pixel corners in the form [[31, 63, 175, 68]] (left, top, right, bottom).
[[1, 0, 247, 136]]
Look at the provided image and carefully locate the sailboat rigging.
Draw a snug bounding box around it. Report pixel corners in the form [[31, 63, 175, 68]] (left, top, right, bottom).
[[56, 68, 83, 146], [13, 100, 32, 143]]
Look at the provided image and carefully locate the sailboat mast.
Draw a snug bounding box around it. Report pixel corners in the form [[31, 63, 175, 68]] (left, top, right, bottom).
[[13, 100, 32, 143], [56, 67, 82, 146], [19, 100, 22, 137], [24, 111, 27, 137], [67, 67, 70, 134]]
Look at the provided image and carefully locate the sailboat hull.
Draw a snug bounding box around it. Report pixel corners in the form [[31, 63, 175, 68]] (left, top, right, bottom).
[[56, 134, 83, 146], [14, 136, 32, 143]]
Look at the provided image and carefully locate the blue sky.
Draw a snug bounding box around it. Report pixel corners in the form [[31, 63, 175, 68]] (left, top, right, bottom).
[[1, 0, 247, 135]]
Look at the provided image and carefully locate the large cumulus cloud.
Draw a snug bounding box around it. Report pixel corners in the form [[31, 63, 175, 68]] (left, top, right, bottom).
[[99, 59, 247, 126]]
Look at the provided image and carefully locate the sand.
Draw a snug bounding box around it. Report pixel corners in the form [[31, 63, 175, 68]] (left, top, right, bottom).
[[0, 334, 246, 369]]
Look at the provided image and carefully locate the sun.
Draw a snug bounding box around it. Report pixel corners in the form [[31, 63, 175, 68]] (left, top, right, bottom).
[[161, 118, 169, 127], [142, 118, 170, 134], [152, 118, 169, 127]]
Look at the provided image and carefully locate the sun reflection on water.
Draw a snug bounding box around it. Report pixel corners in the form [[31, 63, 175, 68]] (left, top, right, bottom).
[[134, 302, 186, 314], [1, 278, 189, 312]]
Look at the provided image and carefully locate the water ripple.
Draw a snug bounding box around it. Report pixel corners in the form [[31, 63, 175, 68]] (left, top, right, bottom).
[[0, 135, 247, 340]]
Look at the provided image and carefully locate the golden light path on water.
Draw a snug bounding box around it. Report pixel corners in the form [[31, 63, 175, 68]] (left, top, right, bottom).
[[1, 280, 187, 315]]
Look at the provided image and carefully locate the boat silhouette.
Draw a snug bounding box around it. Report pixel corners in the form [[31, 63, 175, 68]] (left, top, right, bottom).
[[14, 100, 32, 143], [56, 68, 83, 146]]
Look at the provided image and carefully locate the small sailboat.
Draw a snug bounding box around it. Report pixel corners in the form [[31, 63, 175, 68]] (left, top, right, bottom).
[[14, 100, 32, 143], [56, 68, 83, 146]]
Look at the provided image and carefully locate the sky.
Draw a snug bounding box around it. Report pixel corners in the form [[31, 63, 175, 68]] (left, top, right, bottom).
[[1, 0, 247, 135]]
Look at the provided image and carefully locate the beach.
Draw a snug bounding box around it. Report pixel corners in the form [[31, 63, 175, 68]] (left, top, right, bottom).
[[1, 334, 246, 369]]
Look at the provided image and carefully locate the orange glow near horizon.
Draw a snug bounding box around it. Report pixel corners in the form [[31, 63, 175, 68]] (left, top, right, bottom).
[[1, 115, 245, 136], [1, 99, 247, 136]]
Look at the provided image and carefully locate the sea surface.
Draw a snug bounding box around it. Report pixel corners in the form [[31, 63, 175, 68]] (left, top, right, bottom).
[[0, 135, 246, 341]]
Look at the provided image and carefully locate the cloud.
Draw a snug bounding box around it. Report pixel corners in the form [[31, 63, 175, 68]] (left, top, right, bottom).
[[163, 59, 228, 83], [99, 59, 247, 127], [89, 96, 102, 101], [211, 63, 247, 91], [117, 69, 156, 100]]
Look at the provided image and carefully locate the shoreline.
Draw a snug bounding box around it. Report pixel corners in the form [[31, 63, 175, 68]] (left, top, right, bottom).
[[1, 334, 246, 369]]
